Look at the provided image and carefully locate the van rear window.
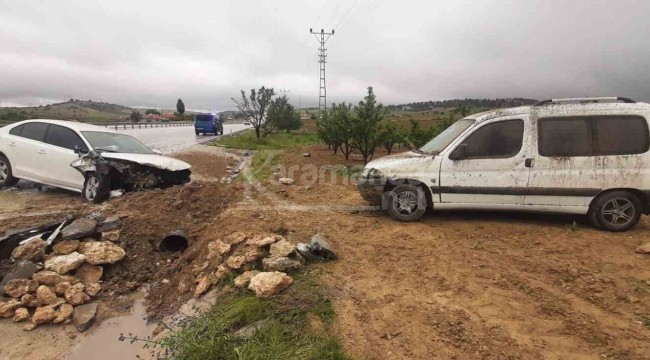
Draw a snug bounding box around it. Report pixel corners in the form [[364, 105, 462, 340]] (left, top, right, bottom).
[[195, 115, 214, 122], [538, 116, 649, 157]]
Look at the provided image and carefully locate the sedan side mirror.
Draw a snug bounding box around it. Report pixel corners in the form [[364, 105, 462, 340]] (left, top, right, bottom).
[[449, 143, 467, 160], [74, 145, 83, 157]]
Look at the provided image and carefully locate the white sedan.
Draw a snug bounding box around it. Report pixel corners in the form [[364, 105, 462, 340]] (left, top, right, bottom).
[[0, 119, 191, 202]]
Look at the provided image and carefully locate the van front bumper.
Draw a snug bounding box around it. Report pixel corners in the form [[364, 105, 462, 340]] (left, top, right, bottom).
[[357, 177, 385, 206]]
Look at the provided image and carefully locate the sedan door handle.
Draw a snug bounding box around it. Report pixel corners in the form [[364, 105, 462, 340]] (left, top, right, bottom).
[[525, 158, 535, 168], [9, 141, 16, 147]]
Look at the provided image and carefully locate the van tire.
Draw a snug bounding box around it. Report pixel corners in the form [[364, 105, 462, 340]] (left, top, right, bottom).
[[82, 172, 111, 203], [386, 184, 427, 222], [0, 154, 19, 187], [589, 191, 642, 232]]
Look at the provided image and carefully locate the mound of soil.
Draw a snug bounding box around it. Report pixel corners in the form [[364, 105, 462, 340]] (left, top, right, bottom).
[[94, 181, 239, 316]]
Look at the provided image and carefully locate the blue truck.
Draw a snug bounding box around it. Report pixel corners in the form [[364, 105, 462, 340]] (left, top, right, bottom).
[[194, 113, 223, 136]]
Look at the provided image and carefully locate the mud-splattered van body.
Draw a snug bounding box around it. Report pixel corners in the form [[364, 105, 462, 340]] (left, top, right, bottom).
[[359, 97, 650, 231]]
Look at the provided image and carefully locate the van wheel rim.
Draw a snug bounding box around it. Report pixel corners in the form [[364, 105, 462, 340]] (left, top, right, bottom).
[[0, 161, 7, 181], [86, 177, 99, 200], [393, 191, 418, 215], [601, 198, 634, 226]]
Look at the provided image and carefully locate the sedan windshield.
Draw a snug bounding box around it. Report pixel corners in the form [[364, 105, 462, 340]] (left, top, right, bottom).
[[82, 131, 154, 154], [418, 119, 475, 154]]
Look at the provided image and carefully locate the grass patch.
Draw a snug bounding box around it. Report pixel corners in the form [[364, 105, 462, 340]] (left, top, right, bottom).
[[337, 165, 364, 179], [643, 314, 650, 330], [216, 130, 319, 150], [631, 279, 650, 293], [236, 149, 280, 182], [127, 272, 348, 360]]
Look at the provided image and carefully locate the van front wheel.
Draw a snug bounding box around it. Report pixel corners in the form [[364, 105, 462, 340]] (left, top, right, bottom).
[[386, 184, 427, 222], [589, 191, 642, 232]]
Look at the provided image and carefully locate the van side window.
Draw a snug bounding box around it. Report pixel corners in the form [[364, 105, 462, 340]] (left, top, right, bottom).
[[593, 116, 648, 155], [19, 122, 50, 142], [539, 116, 649, 157], [456, 119, 524, 159], [538, 118, 592, 157], [44, 124, 88, 151]]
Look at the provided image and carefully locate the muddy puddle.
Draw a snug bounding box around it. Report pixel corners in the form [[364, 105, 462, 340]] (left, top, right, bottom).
[[67, 292, 154, 360]]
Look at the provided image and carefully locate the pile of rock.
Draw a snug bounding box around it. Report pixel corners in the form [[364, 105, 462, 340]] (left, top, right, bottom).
[[191, 232, 332, 299], [0, 216, 126, 331]]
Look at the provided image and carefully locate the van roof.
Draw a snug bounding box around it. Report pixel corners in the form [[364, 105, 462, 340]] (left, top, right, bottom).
[[467, 101, 650, 123]]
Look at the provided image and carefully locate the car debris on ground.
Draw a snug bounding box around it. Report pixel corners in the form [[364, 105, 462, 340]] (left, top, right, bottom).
[[0, 215, 126, 331]]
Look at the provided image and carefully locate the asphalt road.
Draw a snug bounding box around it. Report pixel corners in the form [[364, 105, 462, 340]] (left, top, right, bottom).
[[116, 123, 249, 153]]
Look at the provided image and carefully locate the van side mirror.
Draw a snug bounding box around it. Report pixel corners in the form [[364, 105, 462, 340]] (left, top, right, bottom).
[[449, 144, 467, 160]]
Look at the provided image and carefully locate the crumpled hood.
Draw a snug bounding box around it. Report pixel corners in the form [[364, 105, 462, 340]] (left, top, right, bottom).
[[365, 151, 429, 176], [101, 153, 191, 171]]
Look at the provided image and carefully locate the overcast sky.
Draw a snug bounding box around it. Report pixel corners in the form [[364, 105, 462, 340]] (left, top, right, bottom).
[[1, 0, 649, 111]]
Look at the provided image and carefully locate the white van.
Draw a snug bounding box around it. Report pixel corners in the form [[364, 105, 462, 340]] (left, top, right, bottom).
[[358, 97, 650, 231]]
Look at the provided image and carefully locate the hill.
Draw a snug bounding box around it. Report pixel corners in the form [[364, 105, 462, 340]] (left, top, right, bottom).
[[387, 98, 538, 111], [0, 99, 135, 124]]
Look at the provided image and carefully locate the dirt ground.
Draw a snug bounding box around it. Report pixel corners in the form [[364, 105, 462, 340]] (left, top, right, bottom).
[[0, 144, 649, 359], [227, 145, 650, 359]]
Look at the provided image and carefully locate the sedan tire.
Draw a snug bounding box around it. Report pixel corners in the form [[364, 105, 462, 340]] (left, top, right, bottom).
[[82, 172, 111, 203], [0, 154, 19, 187], [386, 184, 427, 222]]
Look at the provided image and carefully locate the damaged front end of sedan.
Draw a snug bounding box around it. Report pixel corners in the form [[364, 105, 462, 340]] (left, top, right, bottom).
[[71, 149, 191, 203]]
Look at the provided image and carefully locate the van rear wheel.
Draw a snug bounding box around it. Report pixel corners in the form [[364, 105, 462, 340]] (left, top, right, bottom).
[[386, 184, 427, 222], [589, 191, 642, 232]]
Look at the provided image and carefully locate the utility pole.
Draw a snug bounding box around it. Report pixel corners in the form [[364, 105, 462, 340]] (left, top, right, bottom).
[[310, 28, 334, 115]]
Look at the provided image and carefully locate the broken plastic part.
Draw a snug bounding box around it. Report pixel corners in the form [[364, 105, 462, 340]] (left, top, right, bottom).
[[310, 234, 337, 260], [158, 230, 188, 253]]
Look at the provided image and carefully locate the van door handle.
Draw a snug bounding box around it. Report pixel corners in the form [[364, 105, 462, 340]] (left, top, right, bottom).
[[38, 149, 46, 154], [525, 158, 535, 168]]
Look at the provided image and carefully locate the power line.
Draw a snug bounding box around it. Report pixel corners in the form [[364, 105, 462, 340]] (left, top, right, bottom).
[[333, 0, 362, 30], [309, 28, 335, 115], [339, 0, 381, 32], [324, 0, 347, 28]]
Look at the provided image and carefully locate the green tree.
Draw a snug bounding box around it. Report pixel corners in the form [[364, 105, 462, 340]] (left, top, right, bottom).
[[327, 102, 356, 160], [316, 110, 341, 154], [129, 111, 142, 122], [232, 86, 275, 138], [379, 119, 405, 155], [176, 99, 185, 115], [351, 87, 387, 164], [145, 109, 161, 115], [266, 96, 302, 135], [456, 101, 470, 117]]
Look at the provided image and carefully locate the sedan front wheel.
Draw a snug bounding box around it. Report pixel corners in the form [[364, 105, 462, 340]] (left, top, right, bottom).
[[82, 172, 111, 203]]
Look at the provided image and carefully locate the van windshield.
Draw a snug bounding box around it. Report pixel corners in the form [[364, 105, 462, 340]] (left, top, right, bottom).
[[419, 119, 475, 154]]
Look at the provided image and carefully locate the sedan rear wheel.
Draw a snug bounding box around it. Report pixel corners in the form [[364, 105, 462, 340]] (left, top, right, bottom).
[[0, 155, 19, 187]]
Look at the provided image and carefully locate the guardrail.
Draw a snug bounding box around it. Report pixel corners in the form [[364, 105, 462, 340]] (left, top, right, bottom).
[[97, 121, 194, 130], [0, 121, 195, 129]]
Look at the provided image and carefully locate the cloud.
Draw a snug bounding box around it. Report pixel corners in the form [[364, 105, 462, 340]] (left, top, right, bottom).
[[1, 0, 649, 110]]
